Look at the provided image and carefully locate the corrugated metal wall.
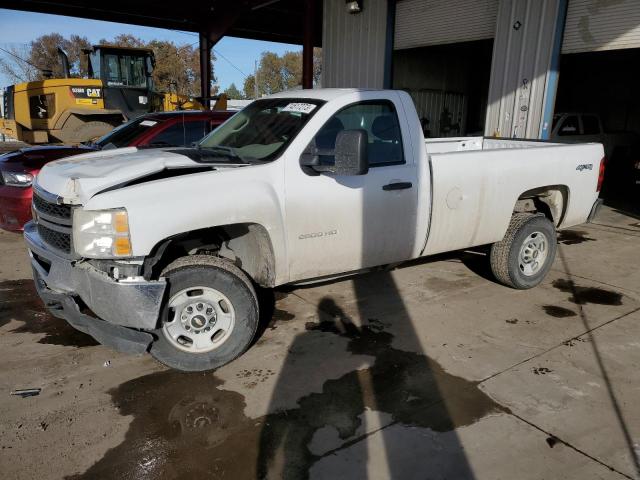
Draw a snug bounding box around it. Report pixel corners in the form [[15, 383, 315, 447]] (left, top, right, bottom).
[[395, 0, 499, 50], [485, 0, 565, 138], [322, 0, 389, 88], [562, 0, 640, 53], [406, 89, 467, 137]]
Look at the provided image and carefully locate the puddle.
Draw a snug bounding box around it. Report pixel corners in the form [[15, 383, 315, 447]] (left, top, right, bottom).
[[71, 299, 505, 479], [0, 280, 98, 348], [557, 230, 596, 245], [542, 305, 577, 318], [552, 279, 623, 306]]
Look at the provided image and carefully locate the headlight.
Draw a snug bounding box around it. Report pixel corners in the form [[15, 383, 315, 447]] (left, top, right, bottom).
[[73, 208, 132, 258], [1, 170, 34, 187]]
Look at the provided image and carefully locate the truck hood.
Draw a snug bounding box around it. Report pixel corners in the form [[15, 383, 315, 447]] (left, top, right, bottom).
[[35, 147, 243, 204]]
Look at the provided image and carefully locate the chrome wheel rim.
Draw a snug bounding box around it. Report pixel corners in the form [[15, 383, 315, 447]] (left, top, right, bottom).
[[163, 286, 235, 353], [518, 231, 548, 276]]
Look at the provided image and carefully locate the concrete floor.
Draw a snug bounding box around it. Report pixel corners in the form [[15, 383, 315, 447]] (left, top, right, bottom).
[[0, 206, 639, 479]]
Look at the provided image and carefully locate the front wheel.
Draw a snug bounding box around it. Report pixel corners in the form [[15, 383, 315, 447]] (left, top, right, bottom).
[[489, 213, 557, 289], [150, 255, 259, 372]]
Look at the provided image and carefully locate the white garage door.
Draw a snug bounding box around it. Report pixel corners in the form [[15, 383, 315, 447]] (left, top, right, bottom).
[[562, 0, 640, 53], [395, 0, 499, 50]]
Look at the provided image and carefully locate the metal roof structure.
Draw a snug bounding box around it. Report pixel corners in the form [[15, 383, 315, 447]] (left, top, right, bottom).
[[0, 0, 323, 45], [0, 0, 322, 100]]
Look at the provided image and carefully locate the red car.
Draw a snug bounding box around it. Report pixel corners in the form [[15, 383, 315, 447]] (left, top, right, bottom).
[[0, 110, 234, 232]]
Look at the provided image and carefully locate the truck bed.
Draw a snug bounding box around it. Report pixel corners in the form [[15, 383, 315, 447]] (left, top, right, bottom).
[[421, 136, 604, 256]]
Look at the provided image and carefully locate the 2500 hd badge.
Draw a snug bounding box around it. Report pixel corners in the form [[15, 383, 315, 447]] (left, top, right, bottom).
[[299, 229, 338, 240]]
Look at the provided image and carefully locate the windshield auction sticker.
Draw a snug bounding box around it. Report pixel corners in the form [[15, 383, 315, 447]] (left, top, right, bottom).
[[282, 103, 317, 114]]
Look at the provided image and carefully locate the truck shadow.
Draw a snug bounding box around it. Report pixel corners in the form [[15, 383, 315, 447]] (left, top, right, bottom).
[[257, 275, 504, 479], [555, 250, 640, 477], [69, 271, 502, 479]]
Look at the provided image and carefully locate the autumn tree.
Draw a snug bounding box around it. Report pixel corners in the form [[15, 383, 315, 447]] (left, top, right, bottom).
[[0, 33, 213, 98], [0, 44, 39, 83], [99, 34, 145, 49], [243, 48, 322, 99], [0, 33, 93, 82]]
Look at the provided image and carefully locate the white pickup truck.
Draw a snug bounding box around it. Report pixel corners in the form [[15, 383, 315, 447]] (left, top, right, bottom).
[[25, 89, 605, 371]]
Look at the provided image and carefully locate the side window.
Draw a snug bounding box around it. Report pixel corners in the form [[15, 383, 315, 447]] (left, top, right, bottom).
[[104, 55, 120, 85], [558, 115, 579, 136], [311, 101, 405, 167], [183, 120, 208, 145], [582, 115, 600, 135], [148, 120, 207, 147]]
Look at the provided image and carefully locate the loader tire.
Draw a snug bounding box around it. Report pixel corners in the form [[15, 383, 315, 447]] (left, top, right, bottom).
[[490, 213, 557, 289], [55, 115, 122, 143], [67, 120, 119, 143]]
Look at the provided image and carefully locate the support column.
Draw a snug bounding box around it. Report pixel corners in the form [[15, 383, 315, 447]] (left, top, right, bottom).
[[302, 0, 315, 89], [383, 0, 396, 89], [199, 32, 212, 110], [540, 0, 568, 139], [484, 0, 568, 139]]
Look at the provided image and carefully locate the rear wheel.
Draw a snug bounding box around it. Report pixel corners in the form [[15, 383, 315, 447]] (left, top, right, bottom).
[[490, 213, 557, 289], [150, 255, 259, 372]]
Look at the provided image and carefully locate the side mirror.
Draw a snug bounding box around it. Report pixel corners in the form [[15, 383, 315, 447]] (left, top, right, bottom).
[[300, 129, 369, 176]]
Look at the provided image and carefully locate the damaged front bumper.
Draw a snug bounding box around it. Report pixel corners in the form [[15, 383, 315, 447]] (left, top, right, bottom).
[[24, 221, 166, 354]]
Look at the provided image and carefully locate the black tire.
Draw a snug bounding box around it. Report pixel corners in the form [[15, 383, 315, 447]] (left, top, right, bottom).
[[489, 213, 557, 289], [149, 255, 259, 372]]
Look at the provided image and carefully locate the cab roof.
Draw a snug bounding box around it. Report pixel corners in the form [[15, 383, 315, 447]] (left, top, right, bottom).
[[268, 88, 387, 102]]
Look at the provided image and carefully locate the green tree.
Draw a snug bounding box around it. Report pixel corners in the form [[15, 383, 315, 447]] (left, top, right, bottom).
[[242, 48, 322, 99], [224, 83, 244, 99], [243, 74, 257, 100]]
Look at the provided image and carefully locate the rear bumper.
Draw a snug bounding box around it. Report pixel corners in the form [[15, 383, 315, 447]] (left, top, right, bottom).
[[24, 221, 166, 353], [0, 185, 32, 231], [587, 198, 603, 223]]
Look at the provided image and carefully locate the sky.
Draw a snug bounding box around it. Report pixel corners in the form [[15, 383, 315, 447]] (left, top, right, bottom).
[[0, 8, 302, 91]]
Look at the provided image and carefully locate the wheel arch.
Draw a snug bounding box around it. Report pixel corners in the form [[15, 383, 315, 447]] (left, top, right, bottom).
[[143, 222, 277, 288], [515, 184, 569, 226]]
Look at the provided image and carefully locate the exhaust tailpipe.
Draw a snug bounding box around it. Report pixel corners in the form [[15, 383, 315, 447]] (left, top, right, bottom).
[[57, 47, 70, 78]]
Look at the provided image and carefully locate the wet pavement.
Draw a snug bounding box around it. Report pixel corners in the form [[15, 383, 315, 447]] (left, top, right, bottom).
[[0, 206, 639, 479]]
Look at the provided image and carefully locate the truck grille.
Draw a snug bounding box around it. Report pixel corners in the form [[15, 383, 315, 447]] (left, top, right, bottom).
[[33, 193, 72, 220], [37, 224, 71, 253], [32, 189, 74, 256]]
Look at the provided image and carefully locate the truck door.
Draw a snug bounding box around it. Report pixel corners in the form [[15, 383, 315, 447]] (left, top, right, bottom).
[[285, 99, 418, 281]]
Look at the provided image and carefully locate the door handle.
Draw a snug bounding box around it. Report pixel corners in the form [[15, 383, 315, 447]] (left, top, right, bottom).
[[383, 182, 412, 191]]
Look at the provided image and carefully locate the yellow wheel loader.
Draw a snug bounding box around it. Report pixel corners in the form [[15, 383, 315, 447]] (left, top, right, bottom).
[[0, 45, 224, 144]]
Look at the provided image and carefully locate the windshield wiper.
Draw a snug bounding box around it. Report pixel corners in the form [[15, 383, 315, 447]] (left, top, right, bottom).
[[197, 144, 244, 159], [139, 141, 175, 149]]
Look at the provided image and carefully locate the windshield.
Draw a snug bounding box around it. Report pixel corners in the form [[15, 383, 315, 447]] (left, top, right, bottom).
[[103, 53, 149, 88], [94, 117, 165, 149], [198, 98, 325, 162]]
